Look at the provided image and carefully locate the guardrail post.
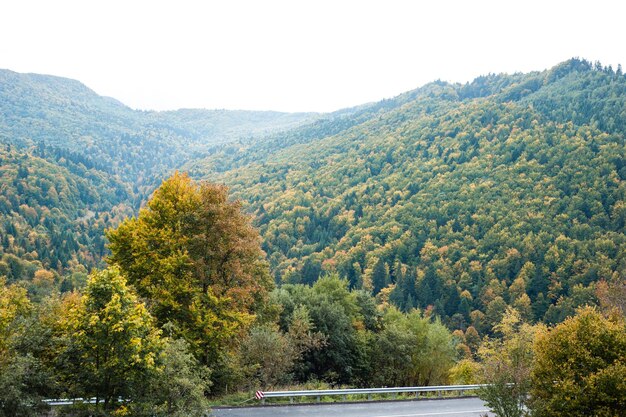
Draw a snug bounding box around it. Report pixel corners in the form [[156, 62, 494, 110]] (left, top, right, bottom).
[[438, 390, 442, 398], [290, 396, 293, 404], [368, 393, 372, 401], [316, 395, 320, 403], [261, 398, 265, 405], [342, 395, 347, 401], [415, 391, 419, 399]]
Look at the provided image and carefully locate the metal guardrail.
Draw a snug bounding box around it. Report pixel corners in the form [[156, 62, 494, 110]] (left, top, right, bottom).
[[257, 384, 486, 404], [44, 384, 486, 407], [44, 398, 92, 406], [44, 397, 115, 406]]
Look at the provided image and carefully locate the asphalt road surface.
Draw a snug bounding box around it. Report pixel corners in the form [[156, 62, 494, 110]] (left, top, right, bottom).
[[211, 397, 492, 417]]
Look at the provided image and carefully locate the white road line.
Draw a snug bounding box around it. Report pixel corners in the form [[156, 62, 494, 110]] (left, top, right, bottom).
[[372, 410, 489, 417]]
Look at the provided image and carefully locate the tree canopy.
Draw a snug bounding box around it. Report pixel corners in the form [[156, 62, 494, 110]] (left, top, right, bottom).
[[530, 307, 626, 416], [107, 172, 273, 367], [186, 58, 625, 333], [60, 267, 163, 411]]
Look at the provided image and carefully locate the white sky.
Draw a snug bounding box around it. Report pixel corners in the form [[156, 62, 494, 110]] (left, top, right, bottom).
[[0, 0, 624, 112]]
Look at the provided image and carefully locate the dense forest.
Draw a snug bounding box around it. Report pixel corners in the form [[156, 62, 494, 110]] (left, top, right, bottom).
[[1, 59, 625, 330], [187, 58, 625, 331], [0, 59, 625, 416]]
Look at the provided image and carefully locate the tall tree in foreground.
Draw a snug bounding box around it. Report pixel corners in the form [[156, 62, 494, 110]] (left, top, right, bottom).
[[106, 172, 273, 370], [60, 267, 163, 412]]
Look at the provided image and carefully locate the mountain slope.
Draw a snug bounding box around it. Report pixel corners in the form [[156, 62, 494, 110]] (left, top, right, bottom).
[[0, 144, 133, 294], [187, 59, 625, 329], [0, 69, 316, 285]]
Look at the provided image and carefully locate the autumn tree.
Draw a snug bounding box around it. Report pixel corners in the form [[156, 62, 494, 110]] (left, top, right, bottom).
[[60, 267, 163, 412], [449, 358, 481, 385], [530, 307, 626, 417], [596, 275, 626, 316], [107, 172, 273, 369], [0, 281, 31, 358], [478, 307, 544, 417]]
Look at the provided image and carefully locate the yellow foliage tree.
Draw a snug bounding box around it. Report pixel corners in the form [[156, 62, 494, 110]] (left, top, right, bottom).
[[107, 172, 273, 369], [530, 307, 626, 416], [60, 268, 163, 412]]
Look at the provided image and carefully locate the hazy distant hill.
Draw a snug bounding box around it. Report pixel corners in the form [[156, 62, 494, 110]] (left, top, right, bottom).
[[0, 69, 316, 190], [186, 58, 625, 328], [152, 108, 317, 141]]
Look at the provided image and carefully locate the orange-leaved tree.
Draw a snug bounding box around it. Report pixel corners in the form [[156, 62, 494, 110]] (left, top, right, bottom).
[[107, 172, 273, 371]]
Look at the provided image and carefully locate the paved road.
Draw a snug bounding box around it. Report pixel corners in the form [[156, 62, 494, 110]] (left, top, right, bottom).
[[212, 397, 491, 417]]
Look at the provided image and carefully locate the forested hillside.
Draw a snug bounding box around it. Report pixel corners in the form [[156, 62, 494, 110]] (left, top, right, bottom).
[[0, 69, 315, 286], [187, 58, 625, 330], [1, 60, 624, 331], [0, 145, 132, 291]]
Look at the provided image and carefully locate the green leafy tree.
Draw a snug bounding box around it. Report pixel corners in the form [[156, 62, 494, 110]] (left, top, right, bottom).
[[0, 280, 51, 417], [237, 324, 296, 388], [272, 274, 373, 385], [134, 337, 211, 417], [369, 307, 418, 386], [417, 316, 456, 385], [371, 258, 390, 294], [60, 267, 163, 412], [478, 307, 543, 417], [0, 354, 50, 417], [369, 306, 455, 387], [237, 305, 326, 389], [530, 307, 626, 417]]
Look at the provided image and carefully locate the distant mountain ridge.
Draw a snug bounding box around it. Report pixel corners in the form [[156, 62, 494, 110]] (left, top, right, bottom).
[[0, 68, 317, 185]]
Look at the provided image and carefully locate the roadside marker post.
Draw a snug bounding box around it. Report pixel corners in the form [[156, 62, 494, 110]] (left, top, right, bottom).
[[255, 391, 265, 404]]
